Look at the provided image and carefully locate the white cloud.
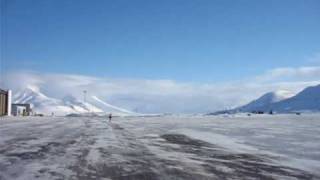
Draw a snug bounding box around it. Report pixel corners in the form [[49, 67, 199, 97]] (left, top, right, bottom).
[[1, 67, 319, 113], [256, 66, 320, 82]]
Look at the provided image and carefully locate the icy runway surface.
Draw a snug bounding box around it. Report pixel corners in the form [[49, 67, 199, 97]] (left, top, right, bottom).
[[0, 115, 319, 180]]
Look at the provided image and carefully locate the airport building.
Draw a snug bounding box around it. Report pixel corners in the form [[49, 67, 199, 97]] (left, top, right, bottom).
[[12, 104, 32, 116]]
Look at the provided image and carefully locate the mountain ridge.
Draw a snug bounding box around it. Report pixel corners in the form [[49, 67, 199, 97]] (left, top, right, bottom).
[[211, 84, 320, 114], [13, 87, 137, 116]]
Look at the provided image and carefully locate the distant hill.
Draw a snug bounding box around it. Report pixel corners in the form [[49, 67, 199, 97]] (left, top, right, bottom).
[[235, 90, 294, 112], [269, 84, 320, 112], [210, 84, 320, 114]]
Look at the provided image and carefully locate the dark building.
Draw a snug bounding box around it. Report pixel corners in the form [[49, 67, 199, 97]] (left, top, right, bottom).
[[0, 89, 12, 116], [12, 104, 32, 116]]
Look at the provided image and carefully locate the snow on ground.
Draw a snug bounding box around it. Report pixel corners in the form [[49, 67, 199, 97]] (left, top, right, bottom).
[[0, 114, 319, 179]]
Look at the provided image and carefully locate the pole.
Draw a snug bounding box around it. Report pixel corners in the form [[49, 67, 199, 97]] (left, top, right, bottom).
[[83, 90, 87, 103]]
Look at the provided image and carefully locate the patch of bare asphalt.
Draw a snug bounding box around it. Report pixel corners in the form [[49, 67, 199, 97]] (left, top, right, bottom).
[[159, 133, 317, 180], [3, 139, 77, 160], [65, 122, 310, 180], [64, 121, 319, 180], [0, 138, 78, 180], [67, 122, 160, 180]]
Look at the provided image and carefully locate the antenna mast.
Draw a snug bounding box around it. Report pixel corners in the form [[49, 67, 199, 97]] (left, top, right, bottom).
[[83, 90, 87, 103]]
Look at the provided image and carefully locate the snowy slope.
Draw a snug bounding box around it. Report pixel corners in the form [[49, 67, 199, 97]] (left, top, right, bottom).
[[13, 86, 75, 116], [13, 87, 103, 115], [236, 90, 294, 112], [270, 84, 320, 112], [91, 96, 139, 116], [224, 84, 320, 113], [13, 86, 138, 116], [62, 95, 103, 113]]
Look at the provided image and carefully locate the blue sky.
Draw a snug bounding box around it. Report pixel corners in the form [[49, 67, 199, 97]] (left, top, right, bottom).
[[1, 0, 320, 113], [2, 0, 320, 83]]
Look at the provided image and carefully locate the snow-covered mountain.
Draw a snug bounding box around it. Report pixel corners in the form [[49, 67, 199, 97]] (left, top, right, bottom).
[[13, 86, 76, 116], [269, 84, 320, 112], [91, 96, 143, 116], [13, 86, 137, 116], [212, 84, 320, 114], [62, 95, 103, 113], [235, 90, 294, 112]]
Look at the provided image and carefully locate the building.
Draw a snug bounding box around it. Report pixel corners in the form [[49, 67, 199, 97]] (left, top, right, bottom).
[[0, 89, 12, 116], [12, 104, 32, 116]]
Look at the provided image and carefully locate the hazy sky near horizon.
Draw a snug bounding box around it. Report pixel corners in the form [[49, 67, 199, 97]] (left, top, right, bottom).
[[1, 0, 320, 82], [1, 0, 320, 113]]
